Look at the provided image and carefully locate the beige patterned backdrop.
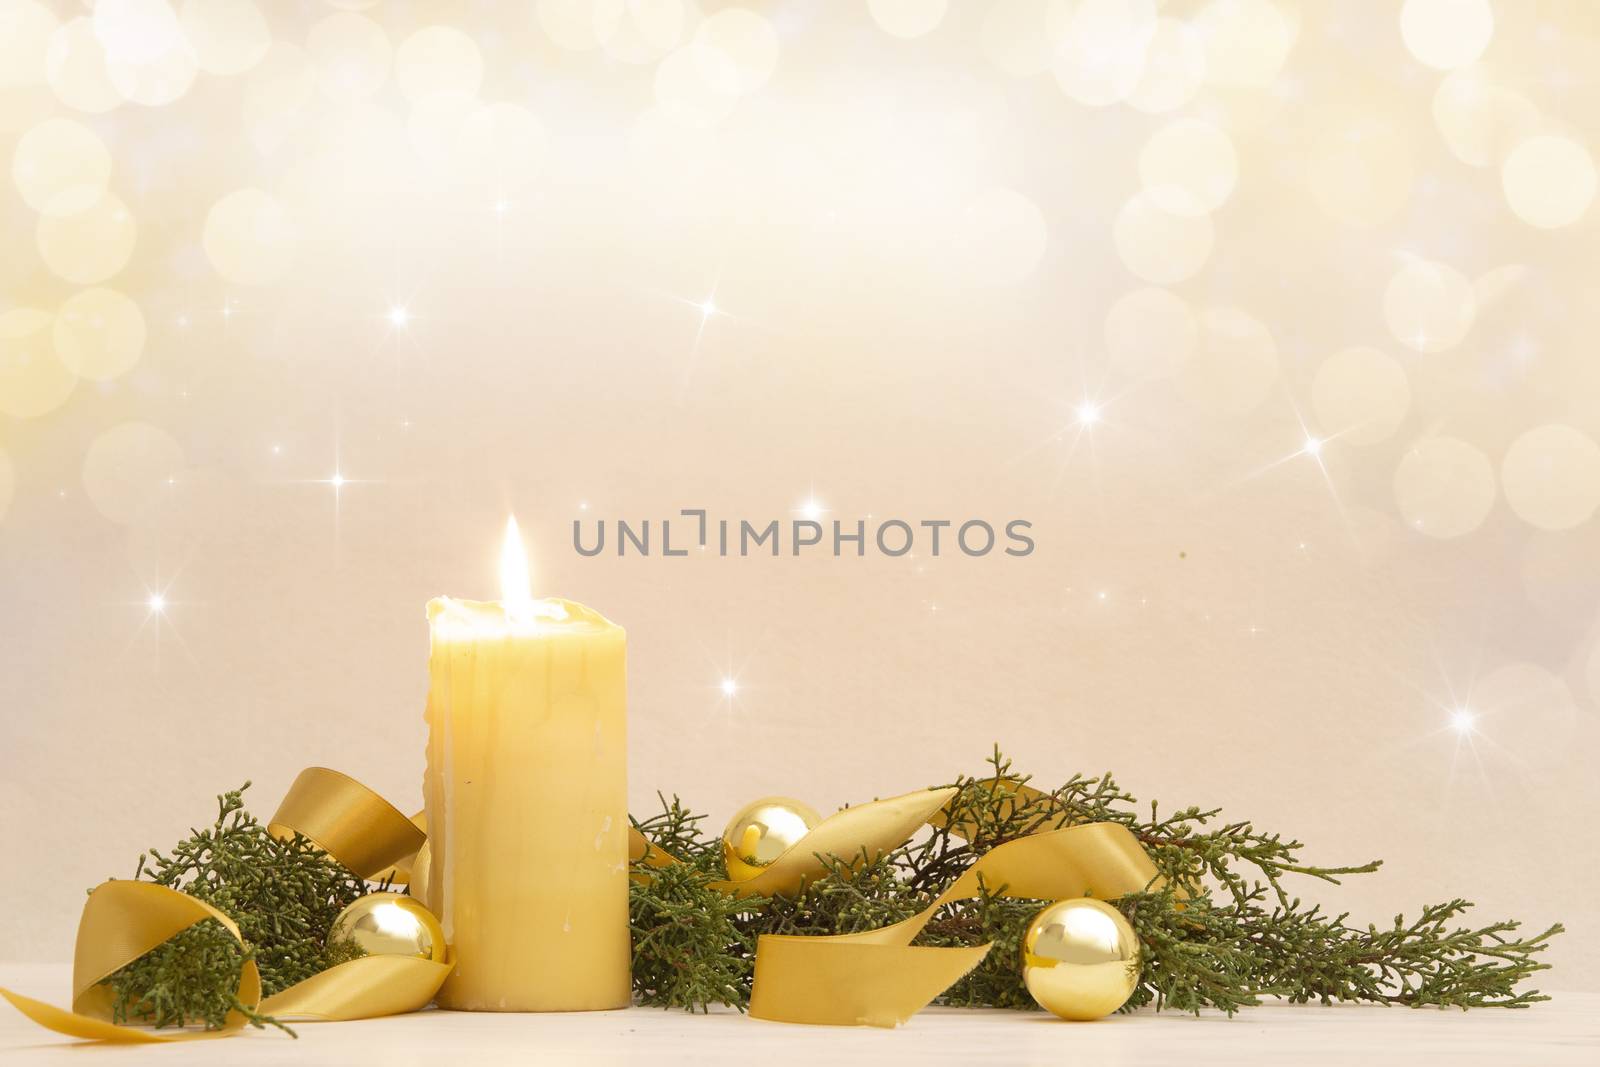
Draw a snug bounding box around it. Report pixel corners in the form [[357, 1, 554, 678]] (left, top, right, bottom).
[[2, 1, 1598, 988]]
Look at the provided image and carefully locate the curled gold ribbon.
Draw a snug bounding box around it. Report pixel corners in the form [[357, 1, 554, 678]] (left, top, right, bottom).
[[631, 784, 1161, 1027], [629, 787, 967, 897], [0, 882, 260, 1043], [1, 769, 448, 1042], [4, 770, 1159, 1039], [268, 767, 426, 880], [749, 818, 1158, 1026]]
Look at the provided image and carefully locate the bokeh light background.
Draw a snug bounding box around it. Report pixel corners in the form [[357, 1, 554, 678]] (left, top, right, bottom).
[[3, 0, 1599, 985]]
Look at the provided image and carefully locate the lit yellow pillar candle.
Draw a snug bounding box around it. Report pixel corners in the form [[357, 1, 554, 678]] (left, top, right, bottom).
[[422, 518, 630, 1011]]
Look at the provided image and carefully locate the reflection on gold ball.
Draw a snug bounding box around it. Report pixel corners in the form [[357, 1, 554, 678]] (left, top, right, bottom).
[[721, 796, 821, 881], [1021, 898, 1140, 1021], [330, 892, 446, 963]]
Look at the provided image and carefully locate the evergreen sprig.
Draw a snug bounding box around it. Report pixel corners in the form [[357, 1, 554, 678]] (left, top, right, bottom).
[[98, 783, 370, 1034], [629, 747, 1563, 1014], [89, 756, 1561, 1032]]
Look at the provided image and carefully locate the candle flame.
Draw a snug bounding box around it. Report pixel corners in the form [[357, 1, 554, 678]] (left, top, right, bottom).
[[501, 516, 533, 619]]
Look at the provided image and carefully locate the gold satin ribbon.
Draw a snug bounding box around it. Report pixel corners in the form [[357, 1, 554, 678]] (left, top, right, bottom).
[[628, 787, 965, 897], [3, 771, 1158, 1039], [0, 882, 260, 1043], [0, 768, 449, 1042], [750, 819, 1158, 1026], [268, 767, 427, 879], [632, 784, 1161, 1027]]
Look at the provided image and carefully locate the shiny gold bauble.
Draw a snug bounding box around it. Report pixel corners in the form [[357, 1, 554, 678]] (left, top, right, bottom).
[[1021, 898, 1140, 1021], [330, 892, 447, 964], [721, 796, 822, 881]]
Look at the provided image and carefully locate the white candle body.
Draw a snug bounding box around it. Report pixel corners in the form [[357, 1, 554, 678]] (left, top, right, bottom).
[[423, 596, 630, 1011]]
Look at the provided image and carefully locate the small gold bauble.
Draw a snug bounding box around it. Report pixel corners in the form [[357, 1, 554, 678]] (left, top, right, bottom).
[[330, 892, 447, 964], [721, 796, 822, 882], [1021, 898, 1140, 1021]]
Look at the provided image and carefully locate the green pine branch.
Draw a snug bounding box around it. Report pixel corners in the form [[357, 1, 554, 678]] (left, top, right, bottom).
[[97, 783, 371, 1034], [85, 755, 1561, 1030], [629, 746, 1562, 1014]]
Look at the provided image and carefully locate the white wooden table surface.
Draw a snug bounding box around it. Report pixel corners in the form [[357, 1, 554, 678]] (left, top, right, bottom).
[[2, 963, 1595, 1066]]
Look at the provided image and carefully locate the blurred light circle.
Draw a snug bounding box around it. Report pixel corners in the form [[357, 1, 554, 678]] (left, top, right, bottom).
[[1400, 0, 1492, 71], [957, 187, 1048, 287], [654, 44, 739, 128], [1383, 258, 1475, 353], [54, 287, 145, 381], [1393, 436, 1496, 538], [307, 11, 391, 99], [204, 188, 296, 284], [37, 193, 138, 284], [180, 0, 271, 77], [278, 103, 410, 232], [1470, 661, 1579, 770], [1518, 526, 1600, 616], [46, 17, 123, 113], [629, 103, 720, 188], [694, 9, 779, 94], [1104, 287, 1195, 379], [243, 43, 315, 152], [395, 25, 483, 103], [1113, 189, 1213, 284], [1432, 68, 1540, 169], [1139, 119, 1237, 215], [1471, 262, 1525, 310], [106, 36, 199, 106], [0, 308, 77, 418], [0, 2, 59, 89], [407, 89, 478, 168], [1501, 424, 1600, 531], [1310, 346, 1410, 445], [1308, 121, 1413, 227], [0, 447, 12, 524], [1127, 17, 1206, 114], [980, 0, 1052, 78], [537, 0, 619, 51], [456, 102, 547, 191], [868, 0, 948, 39], [603, 0, 684, 65], [82, 421, 186, 524], [1181, 307, 1278, 414], [1501, 135, 1596, 229], [1193, 0, 1292, 89], [12, 117, 112, 216], [94, 0, 183, 66], [1050, 0, 1157, 107]]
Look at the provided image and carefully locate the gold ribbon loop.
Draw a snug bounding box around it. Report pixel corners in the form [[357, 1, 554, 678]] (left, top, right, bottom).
[[628, 785, 1161, 1027], [747, 820, 1159, 1026], [269, 767, 426, 879], [2, 770, 445, 1043], [0, 881, 261, 1043], [715, 787, 959, 898], [261, 955, 450, 1021]]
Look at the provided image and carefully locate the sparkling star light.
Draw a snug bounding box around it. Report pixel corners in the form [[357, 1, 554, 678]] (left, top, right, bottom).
[[124, 575, 195, 671]]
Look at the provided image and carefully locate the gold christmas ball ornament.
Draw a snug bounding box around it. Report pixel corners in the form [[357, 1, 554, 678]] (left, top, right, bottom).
[[330, 892, 447, 964], [1021, 898, 1140, 1021], [721, 796, 822, 881]]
